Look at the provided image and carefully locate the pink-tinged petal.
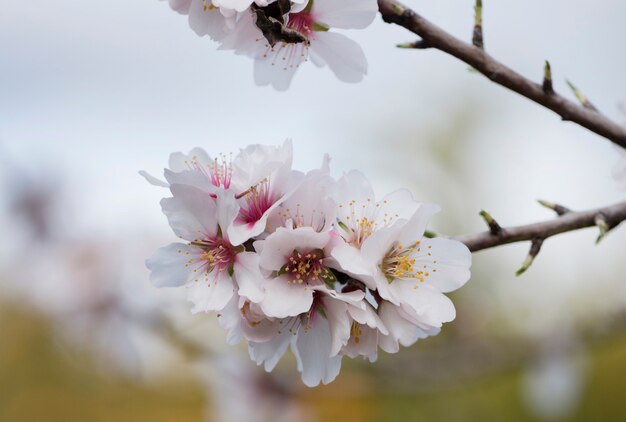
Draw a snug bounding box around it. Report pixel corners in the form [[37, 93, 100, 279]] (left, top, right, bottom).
[[146, 243, 199, 287], [391, 282, 456, 326], [162, 184, 219, 241], [396, 202, 441, 246], [309, 32, 367, 83], [321, 296, 351, 356], [249, 329, 292, 372], [292, 315, 343, 387], [313, 0, 378, 29], [261, 276, 315, 318], [217, 295, 243, 345], [234, 252, 264, 303], [413, 237, 471, 293], [259, 227, 330, 272], [139, 170, 169, 187], [187, 270, 235, 313]]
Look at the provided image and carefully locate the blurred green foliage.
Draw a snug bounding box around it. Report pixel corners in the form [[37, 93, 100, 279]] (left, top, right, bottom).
[[2, 300, 625, 421]]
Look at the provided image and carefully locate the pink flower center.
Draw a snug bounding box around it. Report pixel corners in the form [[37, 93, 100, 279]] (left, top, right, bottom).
[[236, 179, 276, 225], [185, 155, 233, 190], [287, 11, 315, 39]]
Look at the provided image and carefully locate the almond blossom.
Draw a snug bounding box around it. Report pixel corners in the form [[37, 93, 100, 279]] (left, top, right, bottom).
[[146, 184, 264, 312], [145, 141, 473, 387]]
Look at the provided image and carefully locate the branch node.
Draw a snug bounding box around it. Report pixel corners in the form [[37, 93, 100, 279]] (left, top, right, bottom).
[[472, 0, 484, 49], [479, 209, 502, 236], [595, 213, 610, 244], [537, 199, 571, 216], [542, 60, 554, 95], [397, 39, 431, 49], [516, 238, 544, 276], [566, 79, 598, 111]]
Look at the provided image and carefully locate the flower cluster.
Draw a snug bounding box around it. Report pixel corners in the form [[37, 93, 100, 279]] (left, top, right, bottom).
[[143, 141, 472, 386], [160, 0, 378, 90]]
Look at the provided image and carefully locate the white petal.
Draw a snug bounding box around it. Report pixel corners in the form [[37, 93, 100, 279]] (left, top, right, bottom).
[[168, 147, 211, 172], [139, 170, 169, 187], [378, 302, 434, 353], [329, 241, 376, 288], [396, 202, 441, 246], [164, 0, 192, 14], [313, 0, 378, 29], [249, 329, 293, 372], [187, 270, 235, 313], [162, 184, 219, 241], [414, 237, 472, 293], [310, 32, 367, 83], [391, 282, 457, 326], [293, 314, 343, 387], [234, 252, 265, 303], [146, 243, 198, 287], [261, 276, 314, 318], [253, 49, 302, 91], [217, 295, 243, 345], [188, 0, 232, 40], [212, 0, 254, 13], [164, 168, 214, 192], [321, 296, 351, 356]]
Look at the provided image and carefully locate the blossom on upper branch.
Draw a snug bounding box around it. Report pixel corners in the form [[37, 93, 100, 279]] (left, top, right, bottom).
[[159, 0, 378, 90]]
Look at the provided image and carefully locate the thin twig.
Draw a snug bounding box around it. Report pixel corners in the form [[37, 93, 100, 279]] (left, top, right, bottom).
[[378, 0, 626, 148], [454, 200, 626, 252]]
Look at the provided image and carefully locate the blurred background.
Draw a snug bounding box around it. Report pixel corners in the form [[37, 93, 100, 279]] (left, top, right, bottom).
[[1, 0, 626, 420]]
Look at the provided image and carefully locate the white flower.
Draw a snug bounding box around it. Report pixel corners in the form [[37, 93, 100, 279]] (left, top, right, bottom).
[[256, 226, 338, 318], [613, 146, 626, 190], [329, 170, 422, 289], [146, 184, 264, 312], [356, 203, 471, 337], [220, 0, 378, 90]]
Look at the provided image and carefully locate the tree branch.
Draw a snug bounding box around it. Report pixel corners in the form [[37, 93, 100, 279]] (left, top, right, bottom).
[[377, 0, 626, 149], [454, 200, 626, 253]]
